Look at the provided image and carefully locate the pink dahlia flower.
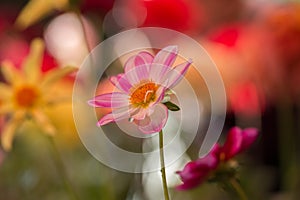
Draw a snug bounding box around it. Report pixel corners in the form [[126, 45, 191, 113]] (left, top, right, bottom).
[[218, 127, 259, 161], [176, 127, 258, 190], [88, 46, 192, 134], [176, 146, 219, 190]]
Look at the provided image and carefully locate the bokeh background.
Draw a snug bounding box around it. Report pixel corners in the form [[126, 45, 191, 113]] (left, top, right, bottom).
[[0, 0, 300, 199]]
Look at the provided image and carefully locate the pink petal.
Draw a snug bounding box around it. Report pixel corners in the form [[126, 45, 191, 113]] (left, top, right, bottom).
[[148, 46, 178, 83], [88, 92, 129, 108], [97, 107, 136, 126], [210, 143, 222, 157], [138, 103, 168, 134], [163, 59, 192, 89], [176, 162, 203, 182], [176, 154, 217, 191], [148, 63, 171, 83], [152, 46, 178, 67], [109, 74, 122, 85], [124, 65, 150, 86], [240, 128, 259, 153], [195, 153, 219, 170], [135, 115, 151, 126], [155, 87, 165, 103], [109, 74, 132, 93], [131, 108, 149, 120], [221, 127, 243, 160], [135, 52, 154, 66], [133, 64, 150, 81], [124, 51, 154, 73]]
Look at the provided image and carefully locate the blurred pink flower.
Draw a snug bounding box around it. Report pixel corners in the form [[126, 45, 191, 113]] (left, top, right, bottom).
[[176, 127, 258, 190], [205, 23, 277, 113], [88, 46, 192, 134]]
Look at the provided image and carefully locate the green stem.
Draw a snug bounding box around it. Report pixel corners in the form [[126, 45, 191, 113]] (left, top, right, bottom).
[[277, 98, 297, 190], [48, 137, 80, 200], [159, 130, 170, 200], [230, 178, 248, 200]]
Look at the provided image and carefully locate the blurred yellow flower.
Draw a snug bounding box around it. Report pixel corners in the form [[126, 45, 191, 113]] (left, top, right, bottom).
[[15, 0, 69, 30], [0, 38, 77, 151]]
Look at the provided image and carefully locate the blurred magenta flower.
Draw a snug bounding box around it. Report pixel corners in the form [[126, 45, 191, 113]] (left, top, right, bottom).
[[88, 46, 192, 134], [176, 127, 259, 190], [176, 146, 219, 190], [218, 127, 259, 161]]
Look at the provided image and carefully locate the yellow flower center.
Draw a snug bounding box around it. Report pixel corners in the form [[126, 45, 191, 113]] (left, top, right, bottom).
[[14, 85, 40, 108], [130, 82, 158, 108]]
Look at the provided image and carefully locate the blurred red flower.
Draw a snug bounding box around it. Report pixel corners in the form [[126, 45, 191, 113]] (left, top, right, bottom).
[[209, 24, 241, 48], [228, 81, 265, 116], [142, 0, 203, 33]]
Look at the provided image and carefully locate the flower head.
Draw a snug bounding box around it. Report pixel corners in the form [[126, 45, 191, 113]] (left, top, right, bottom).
[[176, 148, 219, 190], [176, 127, 258, 190], [88, 46, 192, 134], [0, 38, 77, 151]]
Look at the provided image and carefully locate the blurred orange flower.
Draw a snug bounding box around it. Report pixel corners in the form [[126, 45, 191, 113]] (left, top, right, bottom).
[[0, 38, 76, 151]]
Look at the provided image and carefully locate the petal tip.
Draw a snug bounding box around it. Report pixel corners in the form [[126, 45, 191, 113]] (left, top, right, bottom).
[[97, 119, 106, 127], [87, 99, 97, 107], [166, 45, 178, 51]]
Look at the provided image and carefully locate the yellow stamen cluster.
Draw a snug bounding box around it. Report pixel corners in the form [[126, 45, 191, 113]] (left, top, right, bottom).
[[130, 82, 158, 108]]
